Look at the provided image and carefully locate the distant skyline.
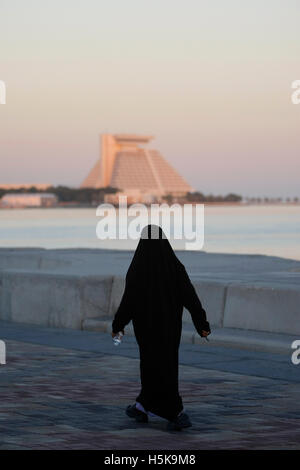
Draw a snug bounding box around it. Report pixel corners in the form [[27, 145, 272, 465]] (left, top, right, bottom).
[[1, 0, 300, 198]]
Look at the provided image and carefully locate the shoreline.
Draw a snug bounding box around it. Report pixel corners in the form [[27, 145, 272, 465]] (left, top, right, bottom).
[[0, 245, 299, 263], [1, 201, 300, 209]]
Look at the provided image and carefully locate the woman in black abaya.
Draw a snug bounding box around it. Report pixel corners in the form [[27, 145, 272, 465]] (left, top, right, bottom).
[[111, 224, 211, 430]]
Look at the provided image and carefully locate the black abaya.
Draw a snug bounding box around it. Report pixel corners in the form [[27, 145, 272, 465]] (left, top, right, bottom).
[[112, 225, 210, 421]]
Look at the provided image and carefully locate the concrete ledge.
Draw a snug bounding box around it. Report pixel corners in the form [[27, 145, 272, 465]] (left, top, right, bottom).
[[182, 279, 226, 327], [108, 276, 125, 317], [224, 284, 300, 335], [193, 326, 296, 354], [0, 270, 113, 329], [1, 262, 299, 342], [108, 276, 226, 328], [80, 275, 113, 319], [82, 318, 297, 354], [83, 317, 135, 336], [0, 250, 71, 271]]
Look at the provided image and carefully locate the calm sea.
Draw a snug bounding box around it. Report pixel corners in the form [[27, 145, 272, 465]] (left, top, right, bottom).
[[0, 204, 299, 261]]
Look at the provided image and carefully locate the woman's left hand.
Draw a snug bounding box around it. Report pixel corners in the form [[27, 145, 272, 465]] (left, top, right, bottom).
[[201, 330, 210, 337]]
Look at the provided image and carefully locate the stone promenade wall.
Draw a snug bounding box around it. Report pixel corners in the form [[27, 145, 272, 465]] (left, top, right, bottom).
[[1, 269, 299, 335]]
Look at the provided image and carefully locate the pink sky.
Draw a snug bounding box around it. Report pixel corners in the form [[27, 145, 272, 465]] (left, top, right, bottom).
[[0, 0, 300, 198]]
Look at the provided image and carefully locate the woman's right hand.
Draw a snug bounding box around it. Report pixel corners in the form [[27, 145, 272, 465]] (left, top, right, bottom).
[[201, 330, 210, 338]]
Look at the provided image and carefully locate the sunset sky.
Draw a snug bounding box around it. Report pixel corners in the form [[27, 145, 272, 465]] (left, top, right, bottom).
[[0, 0, 300, 198]]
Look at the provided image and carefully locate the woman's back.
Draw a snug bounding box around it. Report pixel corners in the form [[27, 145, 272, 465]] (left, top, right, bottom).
[[111, 224, 211, 423], [122, 225, 184, 343]]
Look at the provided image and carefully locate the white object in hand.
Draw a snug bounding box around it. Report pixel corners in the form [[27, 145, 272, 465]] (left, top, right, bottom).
[[113, 331, 123, 346]]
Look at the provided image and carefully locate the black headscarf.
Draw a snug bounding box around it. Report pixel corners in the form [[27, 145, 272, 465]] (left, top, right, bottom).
[[125, 224, 183, 290]]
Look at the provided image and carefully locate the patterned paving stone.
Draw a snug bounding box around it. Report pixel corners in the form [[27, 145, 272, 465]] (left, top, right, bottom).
[[0, 330, 300, 449]]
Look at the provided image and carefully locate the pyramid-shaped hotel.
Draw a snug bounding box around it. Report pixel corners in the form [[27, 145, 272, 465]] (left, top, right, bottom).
[[81, 134, 193, 203]]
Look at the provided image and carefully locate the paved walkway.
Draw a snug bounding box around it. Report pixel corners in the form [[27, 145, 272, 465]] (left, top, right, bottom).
[[0, 321, 300, 450]]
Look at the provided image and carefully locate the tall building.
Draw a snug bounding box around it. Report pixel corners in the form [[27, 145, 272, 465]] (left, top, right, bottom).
[[81, 134, 193, 203]]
